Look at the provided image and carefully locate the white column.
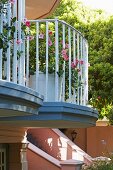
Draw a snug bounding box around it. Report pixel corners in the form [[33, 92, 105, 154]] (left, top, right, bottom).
[[21, 132, 28, 170], [20, 143, 28, 170]]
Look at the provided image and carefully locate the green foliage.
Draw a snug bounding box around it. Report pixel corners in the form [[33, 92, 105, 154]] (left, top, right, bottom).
[[106, 107, 113, 125], [87, 17, 113, 118], [50, 0, 113, 118], [82, 158, 113, 170]]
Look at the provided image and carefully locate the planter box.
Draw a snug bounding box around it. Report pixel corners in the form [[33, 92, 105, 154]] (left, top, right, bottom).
[[29, 72, 62, 102]]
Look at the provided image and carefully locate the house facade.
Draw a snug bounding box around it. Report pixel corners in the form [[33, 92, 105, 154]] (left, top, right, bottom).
[[0, 0, 98, 169]]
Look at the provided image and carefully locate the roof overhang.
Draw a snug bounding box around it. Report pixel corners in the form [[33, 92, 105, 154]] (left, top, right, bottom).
[[26, 0, 61, 19]]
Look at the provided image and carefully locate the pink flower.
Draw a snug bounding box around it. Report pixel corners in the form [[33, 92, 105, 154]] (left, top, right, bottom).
[[77, 69, 81, 72], [10, 0, 15, 4], [65, 43, 69, 48], [26, 36, 34, 41], [63, 54, 69, 61], [39, 33, 44, 39], [97, 96, 101, 100], [48, 38, 52, 46], [71, 59, 79, 69], [48, 30, 53, 35], [75, 59, 79, 65], [23, 18, 30, 27], [16, 39, 22, 44], [25, 20, 30, 27], [29, 36, 34, 41], [79, 59, 84, 65], [71, 62, 76, 69], [61, 49, 67, 56]]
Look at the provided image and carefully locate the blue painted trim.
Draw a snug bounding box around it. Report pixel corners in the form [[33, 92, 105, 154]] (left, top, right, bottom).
[[0, 102, 98, 127], [39, 102, 98, 117], [0, 80, 43, 116], [0, 80, 43, 104]]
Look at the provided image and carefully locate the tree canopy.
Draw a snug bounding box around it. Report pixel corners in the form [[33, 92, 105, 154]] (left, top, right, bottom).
[[50, 0, 113, 119]]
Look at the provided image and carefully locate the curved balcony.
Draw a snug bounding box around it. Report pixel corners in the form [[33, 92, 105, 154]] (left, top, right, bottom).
[[0, 2, 43, 117], [0, 4, 98, 127]]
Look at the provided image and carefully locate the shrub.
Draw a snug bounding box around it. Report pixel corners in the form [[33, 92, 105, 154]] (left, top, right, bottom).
[[82, 157, 113, 170]]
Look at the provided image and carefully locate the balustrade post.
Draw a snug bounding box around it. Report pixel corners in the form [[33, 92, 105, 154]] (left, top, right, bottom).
[[60, 159, 84, 170], [55, 19, 59, 101], [20, 143, 28, 170]]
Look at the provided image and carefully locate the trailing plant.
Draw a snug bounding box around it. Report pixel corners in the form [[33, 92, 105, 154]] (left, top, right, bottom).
[[0, 0, 33, 59]]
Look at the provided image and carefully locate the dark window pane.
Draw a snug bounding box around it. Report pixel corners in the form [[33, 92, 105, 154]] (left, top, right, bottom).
[[2, 152, 4, 164], [0, 153, 1, 164]]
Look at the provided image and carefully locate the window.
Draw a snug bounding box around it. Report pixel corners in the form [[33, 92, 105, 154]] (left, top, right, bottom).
[[0, 149, 6, 170]]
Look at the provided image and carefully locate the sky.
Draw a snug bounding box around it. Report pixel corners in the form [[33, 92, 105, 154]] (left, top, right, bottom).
[[80, 0, 113, 14]]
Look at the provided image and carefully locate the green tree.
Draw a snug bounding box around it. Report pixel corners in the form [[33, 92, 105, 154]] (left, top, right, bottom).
[[50, 0, 113, 119]]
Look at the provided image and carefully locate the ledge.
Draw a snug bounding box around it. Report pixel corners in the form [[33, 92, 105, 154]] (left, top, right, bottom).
[[0, 102, 98, 128], [0, 80, 43, 117]]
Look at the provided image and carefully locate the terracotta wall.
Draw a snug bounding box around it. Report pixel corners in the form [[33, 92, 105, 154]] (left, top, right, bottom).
[[27, 149, 60, 170], [28, 127, 113, 160], [28, 128, 73, 160], [9, 143, 22, 170], [64, 128, 87, 152], [87, 126, 113, 157], [65, 126, 113, 158]]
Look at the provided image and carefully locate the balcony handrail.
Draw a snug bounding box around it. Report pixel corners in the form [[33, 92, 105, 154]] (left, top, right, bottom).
[[29, 18, 87, 41]]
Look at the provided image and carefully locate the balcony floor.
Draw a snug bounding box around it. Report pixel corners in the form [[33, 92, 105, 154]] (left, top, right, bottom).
[[0, 102, 98, 128]]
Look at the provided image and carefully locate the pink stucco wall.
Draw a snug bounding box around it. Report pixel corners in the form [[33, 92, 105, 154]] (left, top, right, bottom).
[[87, 126, 113, 157], [27, 128, 72, 160], [27, 149, 60, 170], [65, 126, 113, 158]]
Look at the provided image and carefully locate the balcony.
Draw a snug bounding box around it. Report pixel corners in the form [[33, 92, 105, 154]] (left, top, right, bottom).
[[0, 2, 98, 127]]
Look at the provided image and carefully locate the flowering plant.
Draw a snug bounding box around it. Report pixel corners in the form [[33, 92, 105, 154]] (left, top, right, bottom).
[[0, 0, 33, 60], [29, 24, 84, 80], [28, 23, 85, 101]]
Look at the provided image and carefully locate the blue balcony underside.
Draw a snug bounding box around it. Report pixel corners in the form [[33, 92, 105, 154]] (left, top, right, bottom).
[[0, 102, 98, 128], [0, 80, 43, 117]]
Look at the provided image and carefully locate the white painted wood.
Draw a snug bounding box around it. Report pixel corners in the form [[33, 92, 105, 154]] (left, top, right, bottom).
[[73, 30, 76, 104], [77, 33, 80, 104], [68, 27, 71, 100], [0, 12, 3, 79], [85, 41, 88, 104], [12, 0, 17, 83], [45, 21, 49, 101], [52, 129, 92, 162], [55, 20, 59, 101], [62, 24, 66, 102], [80, 36, 83, 105], [18, 0, 22, 84], [6, 3, 11, 81], [21, 0, 26, 85], [36, 22, 39, 91], [21, 32, 26, 85], [26, 28, 30, 87]]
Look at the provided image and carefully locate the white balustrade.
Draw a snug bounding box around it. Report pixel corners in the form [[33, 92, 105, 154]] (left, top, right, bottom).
[[0, 1, 88, 105]]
